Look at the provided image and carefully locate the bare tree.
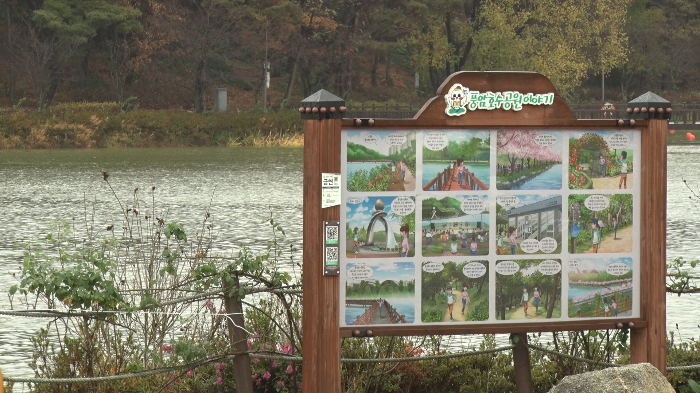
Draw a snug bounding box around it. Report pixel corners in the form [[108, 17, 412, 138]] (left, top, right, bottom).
[[161, 0, 239, 113]]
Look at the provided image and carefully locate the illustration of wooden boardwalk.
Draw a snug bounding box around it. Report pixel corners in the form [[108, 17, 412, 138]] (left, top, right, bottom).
[[423, 165, 489, 191], [347, 299, 408, 324]]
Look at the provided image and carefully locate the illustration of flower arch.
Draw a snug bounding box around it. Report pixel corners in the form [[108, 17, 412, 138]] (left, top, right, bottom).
[[569, 133, 619, 188]]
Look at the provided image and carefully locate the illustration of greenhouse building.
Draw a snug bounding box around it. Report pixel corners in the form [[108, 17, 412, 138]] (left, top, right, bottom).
[[505, 195, 562, 243]]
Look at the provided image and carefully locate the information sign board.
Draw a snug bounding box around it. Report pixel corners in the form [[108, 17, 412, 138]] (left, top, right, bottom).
[[339, 86, 641, 329]]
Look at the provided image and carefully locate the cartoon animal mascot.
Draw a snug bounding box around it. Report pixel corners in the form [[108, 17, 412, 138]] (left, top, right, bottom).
[[601, 102, 615, 118], [445, 84, 469, 116]]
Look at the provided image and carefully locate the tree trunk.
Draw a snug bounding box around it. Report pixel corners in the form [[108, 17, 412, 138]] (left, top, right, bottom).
[[345, 57, 352, 101], [547, 273, 559, 318], [194, 58, 206, 113], [371, 52, 379, 87], [223, 274, 254, 393], [8, 73, 15, 104], [300, 64, 311, 97], [5, 3, 15, 104], [429, 65, 439, 91], [81, 50, 90, 91], [444, 12, 452, 77], [282, 49, 301, 108], [44, 72, 59, 108], [385, 47, 393, 86], [139, 0, 152, 16], [83, 316, 94, 378]]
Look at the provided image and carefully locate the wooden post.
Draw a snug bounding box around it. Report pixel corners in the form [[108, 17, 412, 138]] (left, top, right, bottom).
[[301, 90, 343, 393], [512, 333, 534, 393], [629, 93, 669, 373], [223, 274, 254, 393], [632, 118, 667, 371]]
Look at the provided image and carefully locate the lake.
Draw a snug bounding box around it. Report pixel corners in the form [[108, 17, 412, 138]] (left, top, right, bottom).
[[0, 146, 698, 377]]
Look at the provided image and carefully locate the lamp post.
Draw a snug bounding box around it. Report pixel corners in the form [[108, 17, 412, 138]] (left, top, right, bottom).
[[415, 72, 420, 104], [263, 61, 270, 112], [263, 23, 270, 112]]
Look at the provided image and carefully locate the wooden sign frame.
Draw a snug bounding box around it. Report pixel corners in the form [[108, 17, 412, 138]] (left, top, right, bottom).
[[301, 72, 667, 393]]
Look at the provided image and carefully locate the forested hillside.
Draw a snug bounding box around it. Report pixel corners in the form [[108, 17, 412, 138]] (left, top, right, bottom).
[[0, 0, 698, 112]]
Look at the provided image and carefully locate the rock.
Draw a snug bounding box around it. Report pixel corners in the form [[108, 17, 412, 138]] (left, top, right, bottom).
[[548, 363, 674, 393]]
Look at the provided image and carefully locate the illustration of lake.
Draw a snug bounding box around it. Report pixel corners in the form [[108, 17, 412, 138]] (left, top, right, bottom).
[[568, 284, 631, 302], [344, 297, 415, 325], [422, 162, 490, 188], [517, 164, 562, 190]]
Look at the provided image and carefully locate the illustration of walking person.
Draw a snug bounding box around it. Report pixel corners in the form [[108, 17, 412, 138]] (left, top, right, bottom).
[[460, 230, 467, 249], [533, 285, 541, 315], [352, 227, 360, 255], [400, 224, 410, 257], [391, 160, 397, 173], [378, 298, 383, 318], [497, 228, 505, 255], [458, 162, 464, 186], [599, 153, 606, 177], [591, 219, 601, 253], [442, 286, 457, 321], [616, 151, 628, 189], [602, 297, 610, 317], [461, 284, 471, 317], [401, 160, 407, 182], [613, 205, 621, 240], [611, 296, 618, 317], [522, 285, 529, 318], [509, 227, 517, 255]]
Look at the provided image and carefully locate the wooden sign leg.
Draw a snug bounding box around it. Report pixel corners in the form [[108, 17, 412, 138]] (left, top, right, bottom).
[[512, 333, 534, 393], [632, 118, 667, 373], [302, 117, 341, 392]]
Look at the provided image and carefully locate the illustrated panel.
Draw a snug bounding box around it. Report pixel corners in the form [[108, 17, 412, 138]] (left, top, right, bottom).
[[346, 130, 417, 192], [421, 261, 489, 323], [421, 195, 489, 257]]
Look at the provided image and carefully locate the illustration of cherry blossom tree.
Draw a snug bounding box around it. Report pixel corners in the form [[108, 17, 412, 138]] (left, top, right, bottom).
[[497, 130, 561, 172]]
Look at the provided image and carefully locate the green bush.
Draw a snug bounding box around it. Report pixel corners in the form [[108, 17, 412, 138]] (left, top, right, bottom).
[[421, 305, 443, 323], [469, 300, 489, 321], [667, 338, 700, 392]]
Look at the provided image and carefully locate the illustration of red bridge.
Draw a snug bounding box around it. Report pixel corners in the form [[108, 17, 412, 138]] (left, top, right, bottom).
[[347, 299, 408, 325], [575, 297, 632, 318], [423, 164, 488, 191]]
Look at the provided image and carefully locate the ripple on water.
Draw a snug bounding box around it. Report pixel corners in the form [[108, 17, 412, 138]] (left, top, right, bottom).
[[0, 147, 304, 377], [0, 146, 699, 377]]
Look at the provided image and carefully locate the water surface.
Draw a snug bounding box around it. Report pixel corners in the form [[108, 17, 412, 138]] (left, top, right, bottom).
[[0, 145, 699, 377]]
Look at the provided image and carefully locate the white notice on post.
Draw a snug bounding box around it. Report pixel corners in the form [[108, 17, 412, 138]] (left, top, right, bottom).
[[322, 173, 341, 208]]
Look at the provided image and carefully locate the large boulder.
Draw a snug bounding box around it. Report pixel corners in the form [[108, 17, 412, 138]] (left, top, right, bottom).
[[548, 363, 674, 393]]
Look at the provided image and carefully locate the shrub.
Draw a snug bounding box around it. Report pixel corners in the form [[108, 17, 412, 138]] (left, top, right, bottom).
[[0, 107, 304, 148]]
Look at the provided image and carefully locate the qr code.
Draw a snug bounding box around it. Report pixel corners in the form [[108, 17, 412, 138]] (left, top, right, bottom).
[[326, 225, 339, 241], [325, 246, 339, 263]]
